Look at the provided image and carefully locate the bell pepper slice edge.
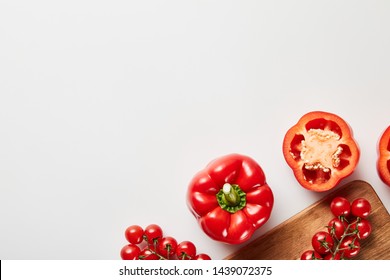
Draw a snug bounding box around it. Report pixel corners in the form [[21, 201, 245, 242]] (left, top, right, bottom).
[[377, 126, 390, 187]]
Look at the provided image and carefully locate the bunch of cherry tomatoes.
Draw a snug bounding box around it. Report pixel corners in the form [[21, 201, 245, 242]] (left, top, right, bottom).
[[301, 196, 372, 260], [120, 223, 211, 260]]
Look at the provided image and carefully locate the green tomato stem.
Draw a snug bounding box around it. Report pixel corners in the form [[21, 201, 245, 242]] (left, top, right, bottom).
[[331, 218, 360, 259]]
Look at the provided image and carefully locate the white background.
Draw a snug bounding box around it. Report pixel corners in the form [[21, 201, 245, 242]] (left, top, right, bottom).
[[1, 0, 389, 260], [2, 260, 388, 280]]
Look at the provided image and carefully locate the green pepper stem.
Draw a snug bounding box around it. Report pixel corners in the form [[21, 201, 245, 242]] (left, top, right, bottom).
[[216, 183, 246, 214], [222, 183, 239, 207]]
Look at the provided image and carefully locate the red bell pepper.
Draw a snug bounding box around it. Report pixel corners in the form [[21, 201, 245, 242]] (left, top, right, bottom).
[[186, 154, 274, 244], [282, 111, 360, 192], [377, 126, 390, 187]]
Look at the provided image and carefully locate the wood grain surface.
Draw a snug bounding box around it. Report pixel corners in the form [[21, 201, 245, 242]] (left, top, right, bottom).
[[226, 180, 390, 260]]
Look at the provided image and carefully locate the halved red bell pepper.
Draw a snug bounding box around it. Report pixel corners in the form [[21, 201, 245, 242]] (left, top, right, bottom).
[[377, 126, 390, 187], [282, 111, 360, 192], [186, 154, 274, 244]]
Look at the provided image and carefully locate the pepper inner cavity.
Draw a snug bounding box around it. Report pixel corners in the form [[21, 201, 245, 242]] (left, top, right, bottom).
[[300, 128, 342, 173]]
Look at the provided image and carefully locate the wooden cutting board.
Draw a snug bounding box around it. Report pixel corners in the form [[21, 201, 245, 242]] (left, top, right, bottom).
[[226, 180, 390, 260]]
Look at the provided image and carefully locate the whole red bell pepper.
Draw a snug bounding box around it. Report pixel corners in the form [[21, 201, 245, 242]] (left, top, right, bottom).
[[186, 154, 274, 244], [282, 111, 360, 192], [377, 126, 390, 187]]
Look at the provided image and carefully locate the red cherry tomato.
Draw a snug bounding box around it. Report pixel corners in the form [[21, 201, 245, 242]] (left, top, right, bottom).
[[144, 224, 163, 245], [194, 253, 212, 260], [351, 198, 371, 219], [120, 244, 141, 260], [327, 217, 348, 240], [125, 225, 144, 245], [157, 236, 178, 259], [330, 197, 351, 218], [349, 218, 372, 240], [176, 241, 197, 260], [311, 231, 334, 255], [340, 236, 360, 258], [300, 250, 322, 260]]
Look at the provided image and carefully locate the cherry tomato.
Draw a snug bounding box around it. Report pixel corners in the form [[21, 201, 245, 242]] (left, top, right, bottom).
[[157, 236, 178, 259], [340, 236, 360, 258], [125, 225, 144, 245], [144, 224, 163, 245], [139, 248, 159, 260], [327, 217, 348, 240], [330, 197, 350, 218], [311, 231, 334, 255], [120, 244, 141, 260], [349, 218, 372, 240], [300, 250, 322, 260], [194, 253, 212, 260], [351, 198, 371, 219], [176, 241, 197, 260]]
